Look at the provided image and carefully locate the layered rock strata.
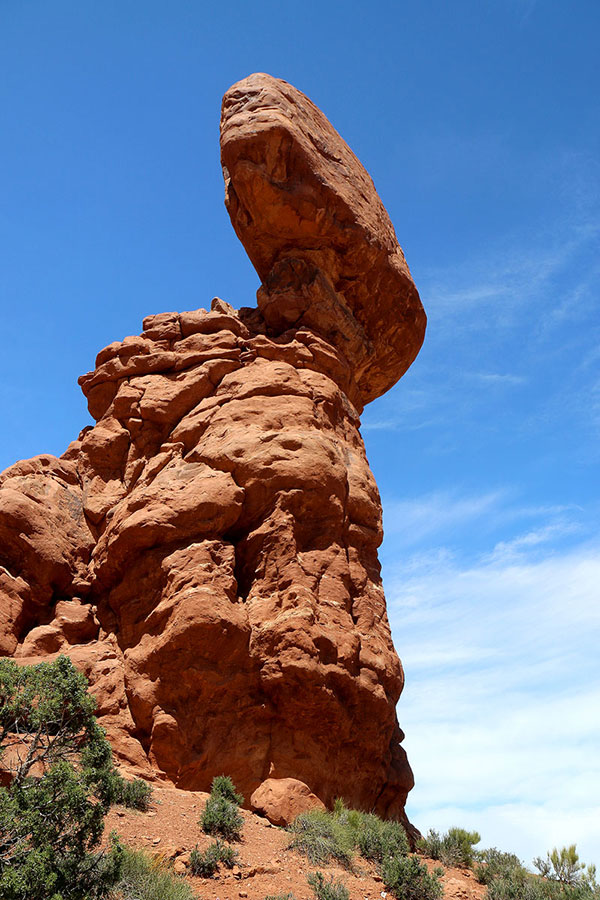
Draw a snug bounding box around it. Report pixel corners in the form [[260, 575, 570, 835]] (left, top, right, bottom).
[[0, 73, 425, 823]]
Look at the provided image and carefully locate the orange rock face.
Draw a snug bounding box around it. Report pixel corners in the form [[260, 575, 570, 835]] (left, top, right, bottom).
[[221, 73, 426, 405], [250, 777, 326, 826], [0, 73, 425, 826]]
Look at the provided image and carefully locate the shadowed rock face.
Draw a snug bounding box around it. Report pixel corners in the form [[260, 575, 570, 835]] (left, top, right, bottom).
[[0, 74, 425, 824]]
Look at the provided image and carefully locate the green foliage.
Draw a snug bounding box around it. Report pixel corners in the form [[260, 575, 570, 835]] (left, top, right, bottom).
[[306, 871, 349, 900], [264, 894, 297, 900], [533, 846, 597, 888], [418, 826, 481, 868], [486, 867, 550, 900], [189, 839, 239, 877], [287, 809, 354, 867], [418, 829, 443, 861], [483, 844, 600, 900], [217, 840, 239, 868], [381, 853, 444, 900], [288, 804, 410, 869], [474, 848, 523, 885], [199, 775, 244, 841], [109, 847, 196, 900], [189, 843, 220, 878], [210, 775, 244, 807], [0, 655, 123, 900], [355, 814, 409, 862], [109, 774, 153, 811], [200, 792, 244, 840]]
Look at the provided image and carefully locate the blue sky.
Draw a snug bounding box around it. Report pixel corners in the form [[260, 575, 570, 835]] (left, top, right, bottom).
[[1, 0, 598, 867]]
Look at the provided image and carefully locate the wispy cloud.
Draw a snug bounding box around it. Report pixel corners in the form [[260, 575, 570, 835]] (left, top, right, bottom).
[[382, 504, 600, 866], [382, 489, 504, 544], [485, 520, 581, 563], [422, 226, 597, 338], [470, 372, 526, 386]]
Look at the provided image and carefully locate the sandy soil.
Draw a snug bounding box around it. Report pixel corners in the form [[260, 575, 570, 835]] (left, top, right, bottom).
[[104, 785, 487, 900]]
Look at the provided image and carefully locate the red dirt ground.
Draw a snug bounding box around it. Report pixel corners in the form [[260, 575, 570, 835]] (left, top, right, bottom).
[[103, 785, 487, 900]]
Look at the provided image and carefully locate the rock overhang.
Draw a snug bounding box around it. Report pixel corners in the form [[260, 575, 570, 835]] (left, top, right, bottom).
[[220, 71, 426, 406]]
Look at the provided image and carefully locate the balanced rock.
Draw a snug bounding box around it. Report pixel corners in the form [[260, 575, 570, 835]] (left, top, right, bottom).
[[221, 72, 426, 405], [0, 74, 425, 825]]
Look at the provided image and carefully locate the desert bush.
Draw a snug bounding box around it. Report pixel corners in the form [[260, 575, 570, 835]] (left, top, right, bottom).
[[287, 809, 353, 867], [109, 774, 153, 811], [483, 845, 600, 900], [382, 853, 444, 900], [419, 826, 480, 868], [210, 775, 244, 806], [190, 839, 239, 877], [307, 870, 349, 900], [189, 842, 220, 878], [288, 804, 410, 868], [531, 846, 599, 899], [200, 792, 244, 840], [217, 840, 239, 868], [0, 655, 123, 900], [109, 847, 195, 900], [199, 775, 244, 841], [533, 846, 599, 889], [418, 829, 443, 860], [264, 895, 297, 900], [356, 814, 409, 862], [474, 848, 523, 885], [486, 868, 553, 900]]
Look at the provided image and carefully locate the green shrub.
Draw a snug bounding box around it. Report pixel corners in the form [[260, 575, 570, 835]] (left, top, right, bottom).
[[199, 775, 244, 841], [110, 774, 153, 811], [217, 840, 239, 869], [474, 848, 523, 885], [356, 814, 409, 862], [418, 829, 443, 860], [200, 793, 244, 840], [190, 838, 239, 877], [189, 843, 220, 878], [264, 894, 297, 900], [531, 846, 600, 899], [287, 809, 353, 867], [307, 871, 349, 900], [109, 847, 196, 900], [288, 805, 411, 869], [484, 845, 600, 900], [0, 655, 123, 900], [210, 775, 244, 807], [382, 853, 444, 900], [533, 846, 597, 887], [419, 826, 480, 868], [486, 868, 552, 900]]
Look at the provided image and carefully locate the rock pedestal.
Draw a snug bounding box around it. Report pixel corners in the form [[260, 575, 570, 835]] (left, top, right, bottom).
[[0, 73, 425, 826]]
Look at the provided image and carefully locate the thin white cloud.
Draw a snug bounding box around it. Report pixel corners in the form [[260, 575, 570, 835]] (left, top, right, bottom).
[[385, 535, 600, 867], [382, 489, 504, 543], [485, 520, 581, 563], [470, 372, 526, 386]]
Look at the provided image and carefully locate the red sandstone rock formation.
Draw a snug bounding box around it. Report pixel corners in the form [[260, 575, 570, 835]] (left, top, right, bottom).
[[0, 73, 425, 825]]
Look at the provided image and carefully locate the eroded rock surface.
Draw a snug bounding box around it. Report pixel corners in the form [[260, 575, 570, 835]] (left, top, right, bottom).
[[221, 72, 426, 405], [0, 73, 425, 825]]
